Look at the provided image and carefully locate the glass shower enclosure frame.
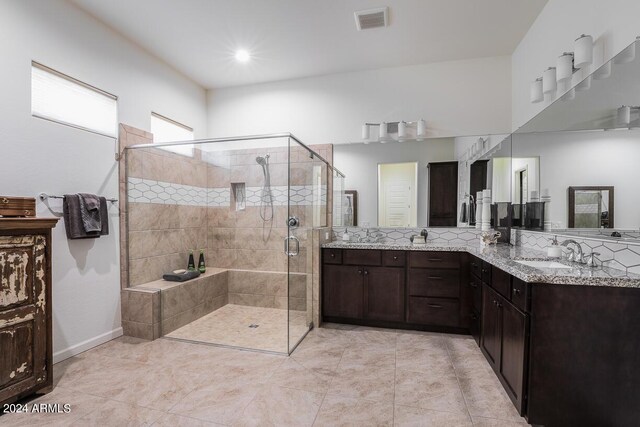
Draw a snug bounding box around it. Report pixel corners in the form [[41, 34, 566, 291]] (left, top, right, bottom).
[[124, 133, 343, 355]]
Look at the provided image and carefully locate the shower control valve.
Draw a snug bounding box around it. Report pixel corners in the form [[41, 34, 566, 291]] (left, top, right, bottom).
[[287, 216, 300, 228]]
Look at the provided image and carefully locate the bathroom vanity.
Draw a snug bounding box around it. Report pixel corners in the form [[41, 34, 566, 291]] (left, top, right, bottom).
[[321, 242, 640, 426]]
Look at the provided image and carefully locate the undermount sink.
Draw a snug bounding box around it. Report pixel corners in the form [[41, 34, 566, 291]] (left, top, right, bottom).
[[515, 260, 572, 269]]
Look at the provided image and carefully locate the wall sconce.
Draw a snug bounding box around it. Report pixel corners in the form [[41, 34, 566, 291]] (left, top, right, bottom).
[[617, 105, 640, 127], [360, 119, 426, 143], [574, 34, 593, 68], [556, 52, 577, 83], [542, 67, 557, 94], [530, 77, 543, 103]]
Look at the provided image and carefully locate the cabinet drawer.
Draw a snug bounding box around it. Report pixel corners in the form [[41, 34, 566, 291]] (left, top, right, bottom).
[[510, 277, 529, 312], [470, 274, 482, 313], [408, 269, 459, 298], [382, 251, 406, 267], [491, 266, 511, 298], [343, 249, 382, 266], [481, 261, 493, 283], [407, 297, 460, 327], [323, 248, 342, 264], [409, 252, 460, 269], [470, 256, 482, 279]]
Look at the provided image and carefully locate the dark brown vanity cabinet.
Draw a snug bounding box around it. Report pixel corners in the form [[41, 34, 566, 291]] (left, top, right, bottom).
[[322, 249, 405, 323], [480, 271, 529, 415]]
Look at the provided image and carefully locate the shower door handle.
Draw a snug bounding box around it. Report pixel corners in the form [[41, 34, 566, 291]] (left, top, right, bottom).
[[284, 235, 300, 256]]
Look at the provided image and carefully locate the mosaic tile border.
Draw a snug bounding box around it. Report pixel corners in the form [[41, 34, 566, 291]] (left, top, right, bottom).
[[128, 178, 324, 207]]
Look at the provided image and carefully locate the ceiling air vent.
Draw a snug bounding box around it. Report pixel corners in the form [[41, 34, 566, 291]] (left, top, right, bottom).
[[354, 7, 388, 31]]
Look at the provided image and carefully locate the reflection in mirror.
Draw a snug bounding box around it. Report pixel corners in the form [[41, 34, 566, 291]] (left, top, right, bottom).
[[342, 190, 357, 226], [568, 186, 614, 228], [378, 162, 418, 227]]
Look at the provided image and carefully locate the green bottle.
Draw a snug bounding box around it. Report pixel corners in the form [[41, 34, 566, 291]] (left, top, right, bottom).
[[187, 250, 196, 271], [198, 249, 206, 273]]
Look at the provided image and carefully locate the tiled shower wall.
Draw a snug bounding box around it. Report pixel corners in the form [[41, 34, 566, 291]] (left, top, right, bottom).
[[118, 124, 332, 312], [514, 229, 640, 274]]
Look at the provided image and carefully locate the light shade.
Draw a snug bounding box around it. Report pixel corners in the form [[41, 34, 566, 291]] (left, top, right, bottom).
[[593, 61, 611, 80], [542, 67, 557, 94], [615, 42, 636, 64], [361, 124, 370, 140], [557, 53, 574, 83], [416, 119, 426, 137], [617, 106, 631, 127], [561, 88, 576, 102], [530, 78, 543, 103], [574, 34, 593, 68], [398, 121, 407, 138], [379, 122, 388, 142], [576, 75, 591, 92]]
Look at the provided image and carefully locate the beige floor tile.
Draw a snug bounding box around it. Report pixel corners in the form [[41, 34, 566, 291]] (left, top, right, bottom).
[[268, 358, 335, 394], [169, 379, 266, 425], [327, 365, 395, 403], [395, 347, 454, 375], [338, 346, 396, 370], [313, 395, 393, 427], [449, 353, 495, 379], [471, 416, 530, 426], [232, 384, 323, 427], [151, 413, 223, 426], [291, 340, 345, 372], [394, 405, 473, 427], [395, 369, 468, 414], [396, 333, 449, 352], [68, 400, 164, 427], [458, 376, 526, 422]]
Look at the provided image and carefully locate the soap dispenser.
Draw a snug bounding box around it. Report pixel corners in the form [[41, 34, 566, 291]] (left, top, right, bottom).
[[342, 227, 350, 242], [547, 236, 562, 258]]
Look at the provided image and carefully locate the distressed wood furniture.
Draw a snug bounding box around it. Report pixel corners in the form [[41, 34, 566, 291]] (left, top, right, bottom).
[[0, 196, 36, 218], [0, 218, 58, 405]]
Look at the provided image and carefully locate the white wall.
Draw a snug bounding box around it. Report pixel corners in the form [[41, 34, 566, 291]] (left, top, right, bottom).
[[334, 139, 455, 227], [512, 0, 640, 130], [206, 56, 512, 145], [0, 0, 206, 362], [513, 129, 640, 229]]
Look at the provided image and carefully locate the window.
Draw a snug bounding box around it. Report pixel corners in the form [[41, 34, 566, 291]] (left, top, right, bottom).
[[151, 112, 194, 157], [31, 62, 117, 137]]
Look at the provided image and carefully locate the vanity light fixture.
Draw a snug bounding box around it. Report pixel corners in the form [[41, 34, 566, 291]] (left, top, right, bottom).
[[561, 88, 576, 102], [361, 124, 370, 140], [557, 53, 577, 84], [575, 75, 592, 92], [398, 121, 407, 139], [574, 34, 593, 68], [379, 122, 390, 143], [416, 119, 426, 139], [542, 67, 557, 94], [530, 77, 543, 103], [360, 119, 426, 143], [593, 61, 612, 80], [617, 105, 640, 127]]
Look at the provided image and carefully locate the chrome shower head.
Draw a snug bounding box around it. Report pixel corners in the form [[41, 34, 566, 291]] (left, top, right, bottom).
[[256, 154, 270, 166]]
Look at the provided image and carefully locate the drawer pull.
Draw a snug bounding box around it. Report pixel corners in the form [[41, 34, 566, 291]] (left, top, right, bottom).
[[393, 256, 398, 260], [330, 253, 335, 258], [358, 270, 363, 275], [513, 288, 521, 295], [428, 276, 442, 280], [469, 282, 477, 288], [1, 198, 8, 204], [482, 269, 489, 273], [427, 303, 443, 308], [428, 258, 442, 262], [471, 313, 477, 320], [471, 262, 478, 267], [363, 270, 369, 275]]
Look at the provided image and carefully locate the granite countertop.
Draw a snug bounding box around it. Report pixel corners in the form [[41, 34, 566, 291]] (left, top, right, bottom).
[[322, 241, 640, 288]]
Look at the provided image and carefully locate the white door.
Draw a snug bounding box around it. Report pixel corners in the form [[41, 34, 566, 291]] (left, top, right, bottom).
[[378, 162, 418, 227]]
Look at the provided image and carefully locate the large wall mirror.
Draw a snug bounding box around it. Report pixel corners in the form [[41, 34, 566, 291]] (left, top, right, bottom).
[[512, 38, 640, 239]]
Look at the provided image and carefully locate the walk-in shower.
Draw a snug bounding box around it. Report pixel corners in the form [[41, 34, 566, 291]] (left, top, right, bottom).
[[123, 133, 343, 354]]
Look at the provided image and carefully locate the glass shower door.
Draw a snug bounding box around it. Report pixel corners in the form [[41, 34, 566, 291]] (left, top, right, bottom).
[[286, 139, 325, 353]]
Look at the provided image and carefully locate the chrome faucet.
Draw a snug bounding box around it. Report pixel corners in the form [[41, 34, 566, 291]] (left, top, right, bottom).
[[560, 239, 585, 264], [360, 227, 382, 243]]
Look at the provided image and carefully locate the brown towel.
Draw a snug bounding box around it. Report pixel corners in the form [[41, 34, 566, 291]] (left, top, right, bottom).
[[63, 195, 109, 239]]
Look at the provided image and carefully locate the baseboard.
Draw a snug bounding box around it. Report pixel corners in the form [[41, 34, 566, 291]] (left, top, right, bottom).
[[53, 327, 124, 364]]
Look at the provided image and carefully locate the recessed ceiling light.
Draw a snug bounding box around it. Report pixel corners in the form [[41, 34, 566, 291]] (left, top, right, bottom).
[[235, 50, 250, 62]]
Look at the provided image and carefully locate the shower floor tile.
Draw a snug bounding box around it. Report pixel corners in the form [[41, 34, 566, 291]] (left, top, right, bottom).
[[165, 304, 310, 353]]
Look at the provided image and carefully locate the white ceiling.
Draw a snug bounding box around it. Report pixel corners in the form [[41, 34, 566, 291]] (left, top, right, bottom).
[[69, 0, 547, 89]]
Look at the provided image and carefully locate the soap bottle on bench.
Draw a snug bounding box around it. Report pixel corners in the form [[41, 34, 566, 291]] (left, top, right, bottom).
[[187, 250, 196, 271], [547, 236, 562, 258], [198, 249, 206, 273]]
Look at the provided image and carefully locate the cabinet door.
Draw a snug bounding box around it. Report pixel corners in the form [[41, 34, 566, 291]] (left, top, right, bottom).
[[500, 300, 528, 414], [0, 235, 47, 403], [481, 284, 502, 369], [322, 265, 363, 319], [364, 267, 405, 322], [428, 162, 458, 226]]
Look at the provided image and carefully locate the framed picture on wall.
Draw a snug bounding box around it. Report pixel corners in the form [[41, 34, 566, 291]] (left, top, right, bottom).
[[343, 190, 358, 226]]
